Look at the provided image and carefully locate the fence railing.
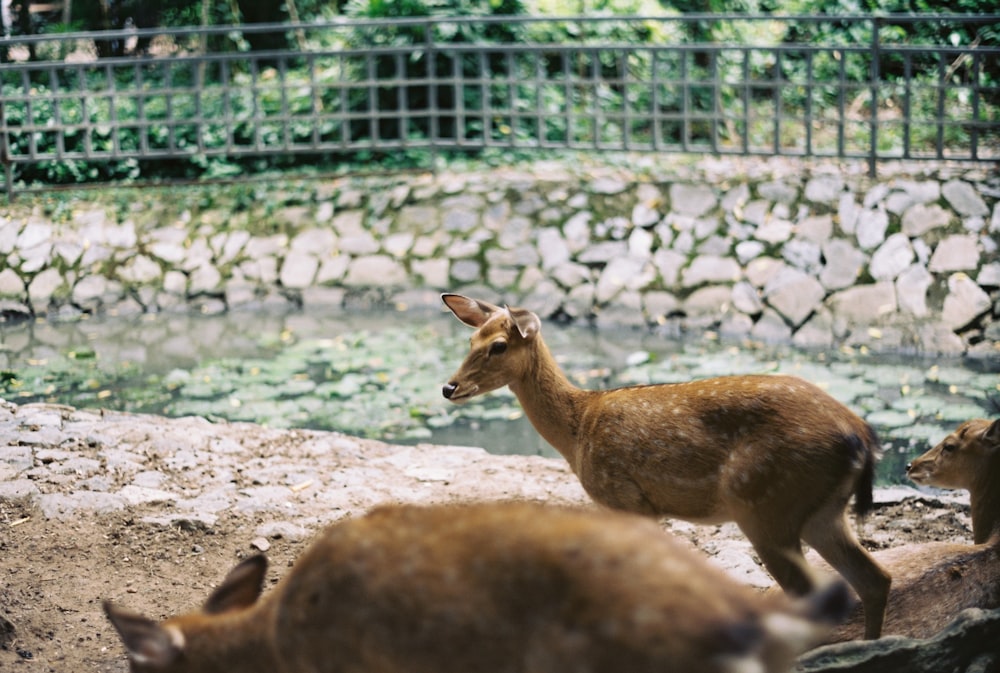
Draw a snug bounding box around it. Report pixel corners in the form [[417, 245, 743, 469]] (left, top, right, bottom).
[[1, 14, 998, 197]]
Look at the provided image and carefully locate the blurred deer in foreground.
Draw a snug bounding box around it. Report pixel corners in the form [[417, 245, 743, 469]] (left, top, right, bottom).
[[441, 293, 890, 638], [826, 418, 1000, 641], [104, 502, 851, 673]]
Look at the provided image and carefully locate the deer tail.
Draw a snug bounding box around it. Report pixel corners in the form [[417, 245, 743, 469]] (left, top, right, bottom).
[[851, 423, 880, 519]]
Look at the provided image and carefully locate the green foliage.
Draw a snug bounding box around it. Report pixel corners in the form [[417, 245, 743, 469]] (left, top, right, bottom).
[[3, 6, 997, 187]]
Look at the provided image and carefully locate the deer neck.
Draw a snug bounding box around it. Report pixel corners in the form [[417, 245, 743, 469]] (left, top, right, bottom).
[[508, 336, 589, 468], [178, 608, 280, 673], [970, 468, 1000, 545]]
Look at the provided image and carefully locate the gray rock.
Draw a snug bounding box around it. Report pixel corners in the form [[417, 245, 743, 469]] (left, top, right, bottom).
[[928, 235, 981, 273], [754, 218, 794, 244], [670, 183, 717, 217], [628, 228, 655, 259], [279, 251, 319, 289], [742, 200, 771, 227], [631, 202, 661, 228], [590, 176, 628, 195], [978, 262, 1000, 287], [343, 255, 408, 287], [397, 206, 439, 233], [682, 285, 731, 317], [826, 282, 897, 325], [895, 264, 933, 318], [855, 209, 889, 250], [731, 281, 764, 315], [804, 175, 844, 204], [536, 228, 570, 271], [118, 254, 163, 284], [764, 267, 826, 327], [886, 180, 940, 214], [758, 180, 799, 204], [450, 259, 482, 284], [942, 179, 989, 217], [28, 268, 64, 304], [838, 194, 862, 234], [792, 307, 835, 349], [562, 212, 592, 253], [750, 308, 793, 342], [735, 240, 766, 265], [563, 284, 595, 319], [681, 256, 741, 287], [577, 241, 628, 264], [642, 291, 679, 322], [870, 233, 914, 281], [901, 203, 951, 237], [339, 230, 380, 255], [652, 249, 687, 288], [595, 256, 656, 303], [745, 257, 784, 289], [941, 272, 992, 330], [0, 268, 25, 297], [498, 216, 532, 249], [550, 262, 591, 289], [782, 239, 822, 274], [796, 215, 834, 244], [795, 607, 1000, 673]]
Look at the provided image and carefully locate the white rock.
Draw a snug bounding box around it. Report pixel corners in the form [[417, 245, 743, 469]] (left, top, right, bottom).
[[731, 281, 763, 315], [901, 203, 951, 237], [869, 233, 914, 281], [669, 183, 717, 217], [941, 179, 989, 217], [826, 283, 897, 325], [763, 267, 825, 327], [344, 255, 408, 287], [941, 273, 991, 330], [595, 256, 655, 303], [928, 235, 980, 273], [855, 209, 889, 250], [820, 239, 865, 290], [895, 264, 933, 318], [681, 256, 741, 287]]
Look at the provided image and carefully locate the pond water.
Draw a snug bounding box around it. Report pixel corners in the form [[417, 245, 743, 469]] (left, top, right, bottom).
[[1, 305, 996, 486]]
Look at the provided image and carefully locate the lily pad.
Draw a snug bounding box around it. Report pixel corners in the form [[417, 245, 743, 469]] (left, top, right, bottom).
[[866, 409, 917, 429]]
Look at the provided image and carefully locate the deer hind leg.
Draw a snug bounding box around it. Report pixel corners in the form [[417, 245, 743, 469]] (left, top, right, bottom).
[[801, 505, 890, 640], [735, 517, 817, 597]]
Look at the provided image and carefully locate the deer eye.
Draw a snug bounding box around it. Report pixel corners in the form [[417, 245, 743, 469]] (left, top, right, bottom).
[[941, 442, 957, 454], [488, 340, 508, 356]]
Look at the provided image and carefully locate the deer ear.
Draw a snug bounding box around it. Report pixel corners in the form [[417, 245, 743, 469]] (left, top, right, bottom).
[[984, 419, 1000, 447], [103, 601, 182, 668], [203, 555, 267, 615], [441, 294, 502, 328], [506, 306, 541, 340]]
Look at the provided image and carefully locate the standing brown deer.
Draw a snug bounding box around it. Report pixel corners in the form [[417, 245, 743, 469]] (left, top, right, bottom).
[[104, 502, 851, 673], [440, 293, 891, 639], [826, 418, 1000, 641], [907, 418, 1000, 544]]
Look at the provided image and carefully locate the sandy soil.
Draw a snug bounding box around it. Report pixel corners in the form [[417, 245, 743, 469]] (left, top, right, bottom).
[[0, 409, 969, 673], [0, 475, 974, 673]]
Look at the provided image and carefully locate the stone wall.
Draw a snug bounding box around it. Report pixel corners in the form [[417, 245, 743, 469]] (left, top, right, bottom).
[[1, 157, 997, 359]]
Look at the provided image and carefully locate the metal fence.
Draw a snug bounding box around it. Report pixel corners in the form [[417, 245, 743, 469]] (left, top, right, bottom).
[[1, 14, 998, 197]]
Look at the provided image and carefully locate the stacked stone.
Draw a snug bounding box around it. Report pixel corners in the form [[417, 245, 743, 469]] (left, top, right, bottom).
[[0, 159, 996, 357]]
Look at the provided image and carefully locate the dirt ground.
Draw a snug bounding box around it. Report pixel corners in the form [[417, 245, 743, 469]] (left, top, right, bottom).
[[0, 481, 974, 672]]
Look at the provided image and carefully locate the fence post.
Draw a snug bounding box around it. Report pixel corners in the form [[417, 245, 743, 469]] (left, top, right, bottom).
[[426, 20, 439, 173], [868, 16, 881, 178], [0, 101, 12, 202]]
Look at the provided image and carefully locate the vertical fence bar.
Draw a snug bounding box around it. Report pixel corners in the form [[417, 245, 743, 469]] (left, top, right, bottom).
[[936, 53, 946, 160], [970, 51, 981, 160], [868, 16, 881, 177], [426, 21, 439, 168], [0, 100, 12, 202]]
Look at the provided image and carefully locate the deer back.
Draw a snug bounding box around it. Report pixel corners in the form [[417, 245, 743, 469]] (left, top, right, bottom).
[[106, 502, 850, 673]]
